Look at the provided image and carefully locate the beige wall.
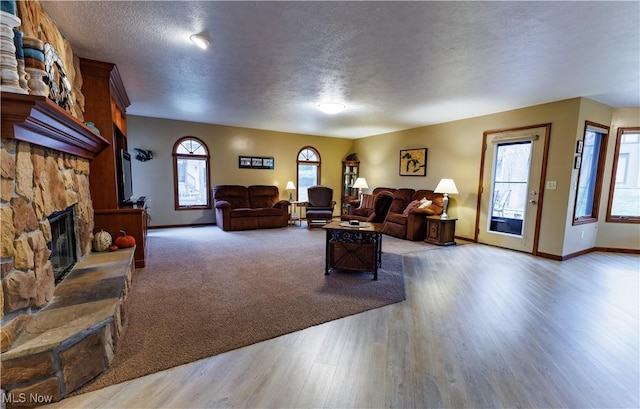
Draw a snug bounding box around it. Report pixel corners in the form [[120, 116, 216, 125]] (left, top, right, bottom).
[[352, 98, 638, 257], [128, 99, 638, 257], [562, 98, 614, 255], [353, 98, 585, 255], [126, 116, 353, 227]]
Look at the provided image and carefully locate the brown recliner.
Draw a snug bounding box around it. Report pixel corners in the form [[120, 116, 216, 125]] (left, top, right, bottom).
[[305, 185, 336, 228], [382, 189, 444, 240], [341, 187, 395, 223]]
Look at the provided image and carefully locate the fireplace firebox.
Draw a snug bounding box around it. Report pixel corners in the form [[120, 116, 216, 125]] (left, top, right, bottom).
[[48, 206, 78, 283]]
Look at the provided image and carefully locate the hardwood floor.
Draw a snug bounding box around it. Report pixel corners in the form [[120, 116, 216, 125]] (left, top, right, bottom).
[[42, 242, 639, 409]]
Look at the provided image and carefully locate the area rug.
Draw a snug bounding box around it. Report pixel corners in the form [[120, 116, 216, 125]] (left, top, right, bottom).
[[79, 225, 406, 393]]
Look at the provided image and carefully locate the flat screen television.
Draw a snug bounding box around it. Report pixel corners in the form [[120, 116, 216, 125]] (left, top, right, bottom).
[[118, 149, 134, 205]]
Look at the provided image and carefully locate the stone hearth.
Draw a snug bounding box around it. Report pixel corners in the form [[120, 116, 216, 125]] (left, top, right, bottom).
[[1, 248, 134, 408]]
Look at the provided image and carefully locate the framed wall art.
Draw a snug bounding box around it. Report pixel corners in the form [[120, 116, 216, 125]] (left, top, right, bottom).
[[238, 156, 275, 170], [399, 148, 427, 176]]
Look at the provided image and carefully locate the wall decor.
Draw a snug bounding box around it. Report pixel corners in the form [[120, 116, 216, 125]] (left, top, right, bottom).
[[134, 148, 153, 162], [239, 156, 275, 169], [399, 148, 427, 176]]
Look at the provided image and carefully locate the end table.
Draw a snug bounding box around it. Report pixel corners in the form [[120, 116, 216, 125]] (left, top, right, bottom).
[[425, 216, 457, 246]]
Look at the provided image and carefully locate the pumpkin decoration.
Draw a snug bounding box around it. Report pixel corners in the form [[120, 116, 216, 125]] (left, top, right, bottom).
[[114, 230, 136, 249], [92, 230, 112, 252]]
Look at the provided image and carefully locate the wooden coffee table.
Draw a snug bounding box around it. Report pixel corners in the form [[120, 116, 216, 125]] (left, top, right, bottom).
[[322, 221, 383, 280]]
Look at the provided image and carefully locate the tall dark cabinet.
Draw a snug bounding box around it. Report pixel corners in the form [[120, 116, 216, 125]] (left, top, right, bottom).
[[341, 160, 359, 215], [81, 58, 148, 268]]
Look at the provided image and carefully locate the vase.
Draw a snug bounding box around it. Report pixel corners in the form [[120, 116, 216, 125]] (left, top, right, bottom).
[[22, 36, 48, 96], [13, 28, 28, 92], [0, 10, 26, 94]]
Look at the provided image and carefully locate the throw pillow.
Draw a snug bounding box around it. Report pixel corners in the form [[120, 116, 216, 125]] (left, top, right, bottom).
[[403, 200, 421, 216], [419, 198, 432, 209], [359, 193, 375, 209]]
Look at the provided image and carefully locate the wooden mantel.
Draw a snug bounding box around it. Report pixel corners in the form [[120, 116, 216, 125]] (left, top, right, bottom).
[[1, 92, 110, 159]]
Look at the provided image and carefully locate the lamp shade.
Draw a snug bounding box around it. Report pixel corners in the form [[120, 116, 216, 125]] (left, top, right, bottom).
[[285, 181, 296, 190], [434, 178, 458, 194], [352, 177, 368, 189]]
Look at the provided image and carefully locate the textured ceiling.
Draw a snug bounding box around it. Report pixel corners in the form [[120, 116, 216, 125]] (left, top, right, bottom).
[[42, 1, 640, 139]]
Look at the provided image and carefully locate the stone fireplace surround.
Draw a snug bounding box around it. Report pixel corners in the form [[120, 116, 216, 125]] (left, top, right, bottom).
[[1, 138, 93, 328], [0, 94, 131, 407]]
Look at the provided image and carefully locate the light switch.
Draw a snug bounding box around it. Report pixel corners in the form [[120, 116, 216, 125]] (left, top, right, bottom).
[[546, 181, 557, 190]]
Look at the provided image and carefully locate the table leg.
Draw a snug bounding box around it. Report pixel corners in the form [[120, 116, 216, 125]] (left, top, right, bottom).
[[373, 232, 380, 280], [324, 229, 330, 275]]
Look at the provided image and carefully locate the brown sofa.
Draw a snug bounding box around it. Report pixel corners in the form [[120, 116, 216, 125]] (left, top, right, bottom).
[[341, 187, 396, 223], [382, 189, 444, 241], [213, 185, 290, 231]]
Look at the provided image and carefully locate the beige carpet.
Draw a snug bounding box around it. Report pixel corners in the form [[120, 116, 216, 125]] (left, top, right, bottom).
[[79, 225, 410, 393]]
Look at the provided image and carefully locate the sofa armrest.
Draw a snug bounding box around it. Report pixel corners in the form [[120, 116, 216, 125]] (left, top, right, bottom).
[[214, 200, 231, 210], [408, 207, 438, 217], [274, 200, 291, 210]]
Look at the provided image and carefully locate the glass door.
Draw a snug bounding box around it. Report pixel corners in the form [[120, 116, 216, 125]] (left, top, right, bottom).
[[489, 141, 532, 236], [478, 125, 550, 254]]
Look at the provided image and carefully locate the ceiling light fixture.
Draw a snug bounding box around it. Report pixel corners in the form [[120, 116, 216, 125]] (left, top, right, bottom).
[[190, 33, 210, 50], [317, 102, 346, 114]]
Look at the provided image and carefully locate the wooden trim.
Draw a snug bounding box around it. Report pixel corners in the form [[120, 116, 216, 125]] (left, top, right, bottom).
[[474, 134, 488, 243], [148, 222, 216, 229], [172, 136, 212, 210], [535, 251, 565, 261], [79, 58, 130, 113], [594, 246, 640, 255], [572, 121, 609, 225], [538, 246, 640, 261], [1, 92, 110, 159], [531, 123, 552, 255]]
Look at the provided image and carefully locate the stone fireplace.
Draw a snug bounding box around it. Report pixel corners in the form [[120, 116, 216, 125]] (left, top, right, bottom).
[[1, 138, 94, 346]]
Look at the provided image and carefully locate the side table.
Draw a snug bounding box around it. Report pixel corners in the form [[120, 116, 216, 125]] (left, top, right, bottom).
[[425, 216, 457, 246], [289, 201, 304, 226]]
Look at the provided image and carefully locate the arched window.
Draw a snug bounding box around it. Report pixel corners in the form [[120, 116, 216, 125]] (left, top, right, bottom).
[[297, 146, 321, 202], [172, 136, 211, 210]]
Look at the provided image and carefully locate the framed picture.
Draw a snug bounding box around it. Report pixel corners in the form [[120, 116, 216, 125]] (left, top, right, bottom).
[[576, 140, 583, 154], [238, 156, 275, 170], [262, 157, 274, 169], [399, 148, 427, 176], [574, 155, 581, 169], [239, 157, 252, 168]]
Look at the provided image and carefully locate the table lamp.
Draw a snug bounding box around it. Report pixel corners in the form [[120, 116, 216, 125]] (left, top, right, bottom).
[[352, 177, 368, 200], [434, 178, 458, 219], [285, 181, 296, 200]]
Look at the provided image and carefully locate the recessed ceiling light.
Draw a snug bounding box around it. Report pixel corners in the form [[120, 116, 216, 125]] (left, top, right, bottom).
[[190, 33, 210, 50], [317, 102, 346, 114]]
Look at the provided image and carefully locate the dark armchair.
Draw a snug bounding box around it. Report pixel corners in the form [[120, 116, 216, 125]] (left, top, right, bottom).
[[341, 187, 395, 223], [305, 185, 336, 228]]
